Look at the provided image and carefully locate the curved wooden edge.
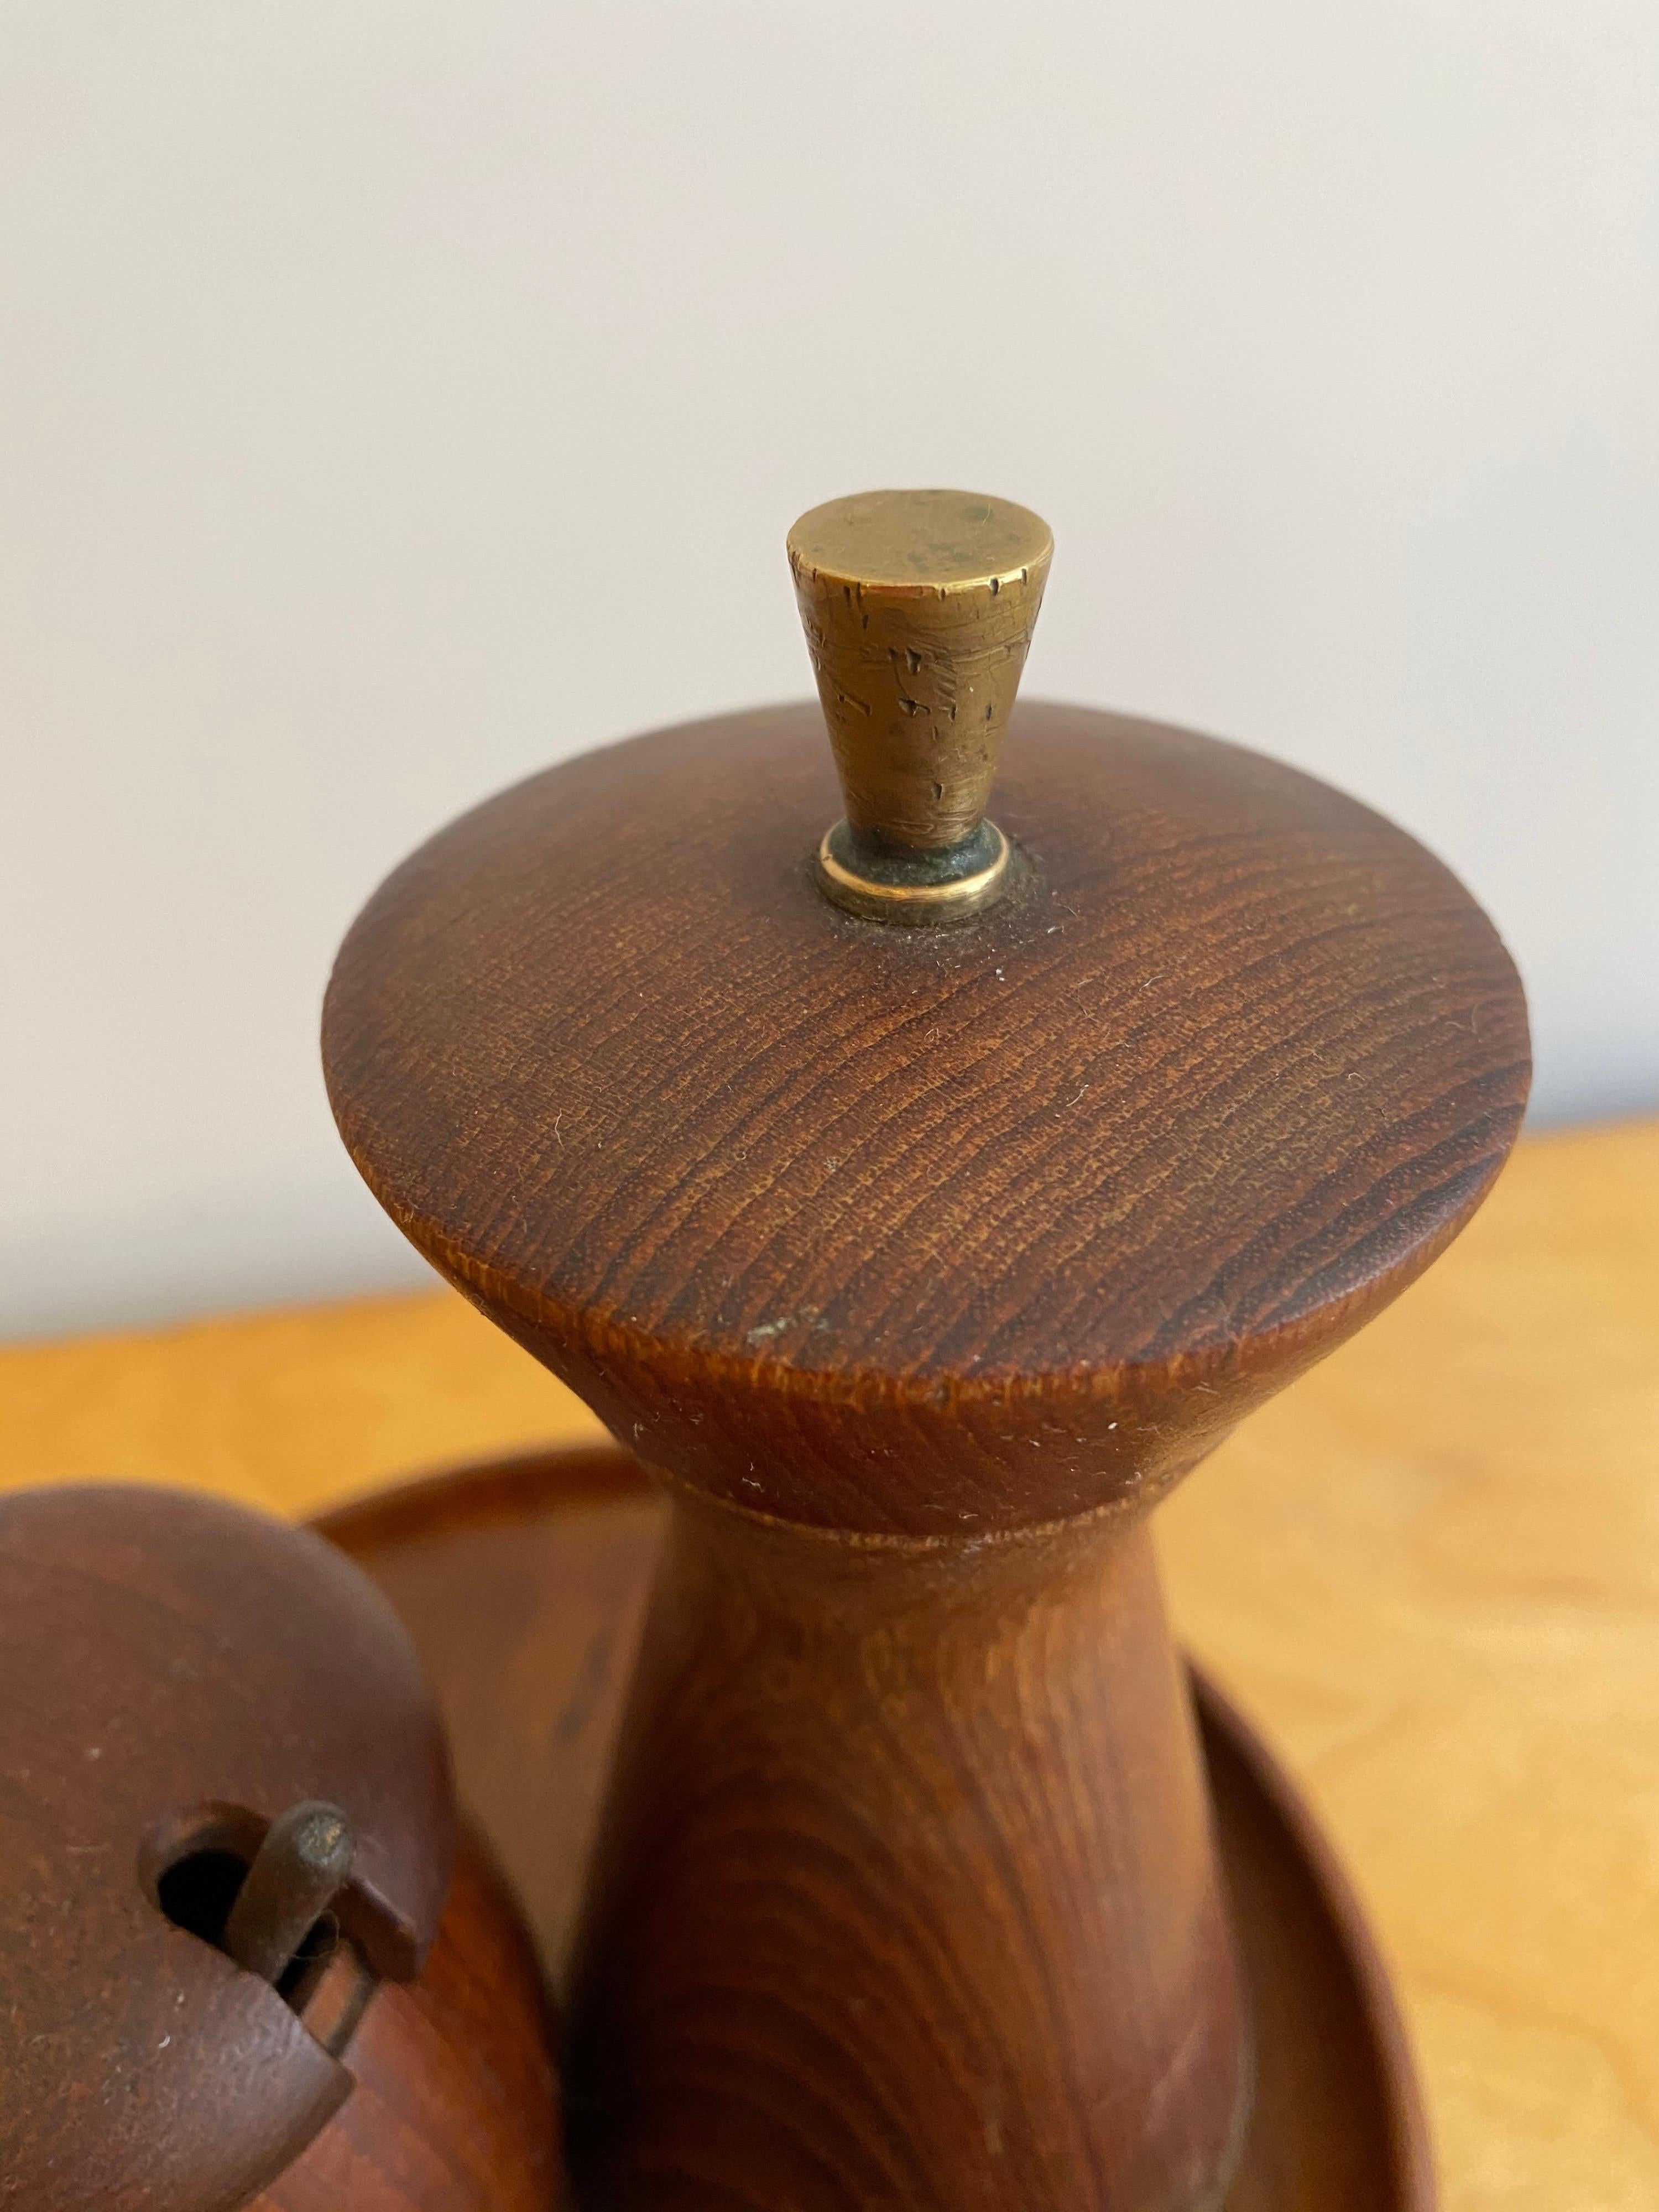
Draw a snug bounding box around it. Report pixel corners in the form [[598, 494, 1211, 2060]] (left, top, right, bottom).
[[312, 1447, 654, 1555], [1192, 1668, 1436, 2212]]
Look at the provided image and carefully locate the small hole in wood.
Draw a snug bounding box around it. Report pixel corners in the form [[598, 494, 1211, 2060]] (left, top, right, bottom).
[[143, 1806, 378, 2054], [155, 1845, 250, 1949]]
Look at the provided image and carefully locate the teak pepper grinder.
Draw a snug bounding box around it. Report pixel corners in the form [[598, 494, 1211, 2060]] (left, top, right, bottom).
[[324, 489, 1530, 2210]]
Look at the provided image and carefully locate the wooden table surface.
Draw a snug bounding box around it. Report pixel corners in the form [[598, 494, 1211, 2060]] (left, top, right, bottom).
[[4, 1118, 1655, 2211]]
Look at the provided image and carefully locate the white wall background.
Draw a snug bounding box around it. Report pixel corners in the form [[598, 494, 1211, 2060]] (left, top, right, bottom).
[[3, 2, 1656, 1341]]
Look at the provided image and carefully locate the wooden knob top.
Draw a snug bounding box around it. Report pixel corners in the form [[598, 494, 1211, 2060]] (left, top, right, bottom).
[[325, 693, 1530, 1537], [0, 1484, 454, 2212], [789, 489, 1051, 922]]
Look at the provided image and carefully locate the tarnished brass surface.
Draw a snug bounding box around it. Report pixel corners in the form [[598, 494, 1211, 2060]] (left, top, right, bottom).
[[787, 488, 1051, 922], [815, 818, 1010, 926]]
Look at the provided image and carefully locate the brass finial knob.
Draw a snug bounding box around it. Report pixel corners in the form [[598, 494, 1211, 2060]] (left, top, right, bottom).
[[788, 488, 1052, 924]]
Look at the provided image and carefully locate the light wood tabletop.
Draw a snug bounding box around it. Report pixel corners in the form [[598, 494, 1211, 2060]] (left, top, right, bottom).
[[4, 1117, 1655, 2211]]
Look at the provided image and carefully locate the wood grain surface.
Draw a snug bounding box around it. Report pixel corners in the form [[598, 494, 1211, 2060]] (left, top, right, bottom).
[[563, 1501, 1249, 2211], [320, 698, 1527, 2208], [323, 702, 1527, 1537], [314, 1452, 1435, 2212], [1, 1117, 1650, 2208]]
